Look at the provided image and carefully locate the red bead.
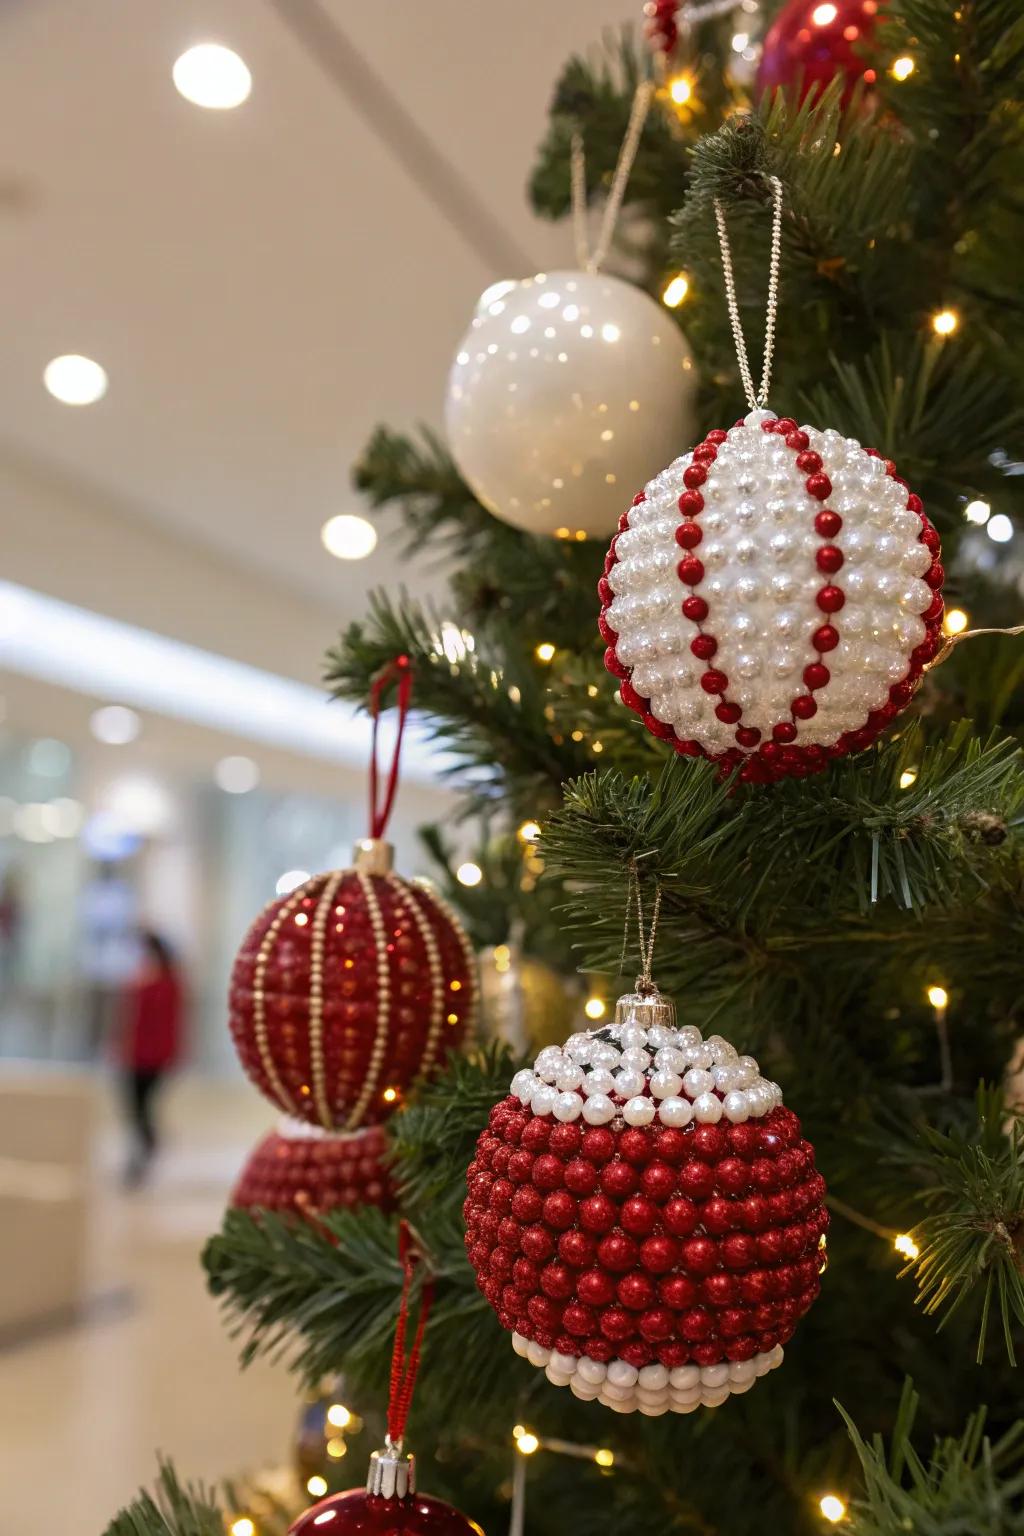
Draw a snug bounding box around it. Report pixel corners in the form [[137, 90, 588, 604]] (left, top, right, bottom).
[[617, 511, 630, 532], [786, 430, 809, 450], [722, 1233, 758, 1269], [677, 1160, 716, 1200], [814, 509, 842, 538], [736, 726, 762, 748], [675, 521, 703, 549], [521, 1117, 551, 1150], [756, 1230, 786, 1264], [716, 701, 742, 724], [600, 1159, 638, 1198], [542, 1191, 576, 1230], [619, 1340, 654, 1369], [604, 646, 629, 678], [682, 596, 709, 622], [653, 1128, 690, 1165], [640, 1235, 679, 1273], [548, 1123, 581, 1157], [597, 1233, 638, 1271], [540, 1261, 574, 1299], [692, 442, 718, 465], [701, 669, 728, 694], [925, 561, 945, 589], [683, 464, 707, 489], [680, 1307, 713, 1341], [619, 680, 645, 713], [692, 1125, 729, 1161], [816, 584, 845, 612], [701, 1197, 735, 1235], [806, 472, 832, 500], [597, 613, 617, 644], [816, 545, 844, 574], [706, 429, 729, 444], [599, 1306, 635, 1341], [578, 1268, 616, 1306], [511, 1187, 543, 1222], [580, 1128, 616, 1164], [728, 1123, 762, 1160], [640, 1160, 677, 1200], [681, 1236, 719, 1275], [738, 1195, 771, 1232], [562, 1302, 596, 1335], [620, 1195, 659, 1236], [618, 1128, 654, 1165], [659, 1273, 698, 1310], [920, 524, 940, 554], [656, 1339, 690, 1368], [813, 624, 839, 652], [703, 1271, 738, 1306], [795, 451, 822, 473], [596, 576, 613, 605], [714, 1157, 750, 1196], [663, 1196, 700, 1236], [530, 1154, 564, 1191], [803, 662, 830, 690], [772, 721, 797, 743], [690, 634, 718, 660], [775, 417, 797, 434], [558, 1229, 595, 1267], [677, 556, 705, 585], [579, 1193, 617, 1233], [617, 1272, 656, 1311], [791, 695, 817, 720], [906, 492, 923, 514], [924, 592, 944, 622], [638, 1307, 675, 1341], [677, 489, 704, 516]]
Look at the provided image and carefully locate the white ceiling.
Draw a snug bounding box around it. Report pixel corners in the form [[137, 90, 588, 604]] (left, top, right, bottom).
[[0, 0, 635, 627]]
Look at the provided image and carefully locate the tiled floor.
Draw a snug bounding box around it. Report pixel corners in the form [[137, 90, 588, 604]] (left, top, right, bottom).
[[0, 1075, 300, 1536]]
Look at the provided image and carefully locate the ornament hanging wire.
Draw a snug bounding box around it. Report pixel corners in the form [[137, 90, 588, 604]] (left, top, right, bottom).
[[621, 858, 663, 994], [713, 173, 784, 412], [570, 78, 655, 273]]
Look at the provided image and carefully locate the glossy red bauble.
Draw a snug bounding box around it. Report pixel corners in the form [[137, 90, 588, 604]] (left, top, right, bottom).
[[289, 1490, 482, 1536], [757, 0, 883, 106], [232, 1121, 393, 1217], [228, 852, 476, 1131]]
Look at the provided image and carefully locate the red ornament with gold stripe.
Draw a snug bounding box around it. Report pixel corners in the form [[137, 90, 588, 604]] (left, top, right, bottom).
[[228, 841, 477, 1131], [232, 1117, 395, 1217], [599, 409, 942, 782]]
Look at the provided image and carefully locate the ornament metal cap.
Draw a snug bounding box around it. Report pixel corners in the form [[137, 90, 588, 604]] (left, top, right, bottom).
[[614, 986, 676, 1030], [353, 838, 394, 875], [366, 1442, 415, 1500]]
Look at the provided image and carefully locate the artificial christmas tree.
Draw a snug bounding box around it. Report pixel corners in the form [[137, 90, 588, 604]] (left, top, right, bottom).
[[104, 4, 1024, 1534]]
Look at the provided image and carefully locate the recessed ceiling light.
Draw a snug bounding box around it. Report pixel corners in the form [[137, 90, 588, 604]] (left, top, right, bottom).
[[90, 704, 141, 745], [173, 43, 252, 110], [321, 514, 378, 561], [215, 754, 260, 793], [43, 354, 108, 406]]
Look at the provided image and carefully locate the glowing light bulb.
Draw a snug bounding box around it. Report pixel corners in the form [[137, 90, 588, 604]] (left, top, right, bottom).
[[987, 514, 1013, 543], [515, 1431, 540, 1455], [321, 514, 378, 560], [890, 55, 915, 80], [819, 1494, 846, 1523], [535, 642, 555, 662], [326, 1404, 352, 1428], [927, 984, 949, 1010], [456, 861, 483, 887], [231, 1520, 255, 1536], [584, 997, 606, 1020], [43, 354, 108, 405], [899, 768, 918, 789], [964, 499, 990, 524], [668, 74, 693, 104], [307, 1476, 328, 1498], [943, 608, 968, 636], [931, 308, 959, 336], [326, 1437, 347, 1458], [518, 820, 542, 843], [662, 273, 690, 308], [812, 3, 838, 23], [591, 740, 604, 754], [382, 1086, 399, 1104], [173, 43, 251, 109], [594, 1448, 614, 1468], [894, 1233, 920, 1260]]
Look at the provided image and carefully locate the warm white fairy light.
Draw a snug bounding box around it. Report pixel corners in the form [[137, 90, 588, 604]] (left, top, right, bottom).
[[932, 308, 959, 336], [456, 861, 483, 887], [819, 1494, 847, 1523], [890, 55, 915, 80], [326, 1403, 352, 1428], [964, 499, 990, 524], [668, 74, 693, 105], [899, 768, 918, 789], [943, 608, 969, 636], [518, 820, 541, 843], [894, 1233, 920, 1261], [927, 984, 949, 1010], [662, 273, 690, 308], [306, 1476, 327, 1497], [230, 1521, 255, 1536], [987, 514, 1014, 543], [514, 1429, 540, 1455], [535, 642, 556, 663], [584, 997, 606, 1020]]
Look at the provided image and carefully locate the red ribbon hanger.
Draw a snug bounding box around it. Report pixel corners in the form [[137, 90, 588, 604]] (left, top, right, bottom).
[[387, 1220, 435, 1447], [368, 655, 413, 842]]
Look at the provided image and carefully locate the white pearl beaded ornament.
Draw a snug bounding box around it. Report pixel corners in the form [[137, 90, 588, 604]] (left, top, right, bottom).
[[598, 176, 944, 783]]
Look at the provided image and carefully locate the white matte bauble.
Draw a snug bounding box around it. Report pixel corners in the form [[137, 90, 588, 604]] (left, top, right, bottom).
[[445, 271, 697, 538], [600, 409, 945, 783]]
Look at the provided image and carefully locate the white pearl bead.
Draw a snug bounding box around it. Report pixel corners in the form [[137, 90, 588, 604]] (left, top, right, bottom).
[[711, 1064, 738, 1092], [619, 1046, 652, 1071], [670, 1365, 701, 1389], [554, 1062, 584, 1092], [728, 1359, 757, 1384], [530, 1084, 557, 1116], [700, 1363, 731, 1388], [582, 1093, 615, 1125], [607, 1359, 639, 1388], [657, 1096, 693, 1128], [646, 1025, 677, 1049], [582, 1069, 615, 1097], [511, 1070, 536, 1104], [622, 1095, 656, 1126], [612, 1068, 646, 1100], [682, 1068, 714, 1098], [638, 1363, 669, 1390], [589, 1044, 620, 1069], [638, 1400, 669, 1416], [552, 1091, 583, 1122], [701, 1386, 730, 1407], [546, 1365, 573, 1387], [693, 1092, 724, 1123], [676, 1025, 703, 1050], [653, 1047, 686, 1072], [649, 1070, 684, 1100], [618, 1024, 649, 1050], [570, 1379, 601, 1401], [550, 1350, 577, 1376], [512, 1332, 529, 1359], [722, 1090, 750, 1123], [527, 1340, 551, 1367], [577, 1357, 607, 1384], [733, 1056, 758, 1087]]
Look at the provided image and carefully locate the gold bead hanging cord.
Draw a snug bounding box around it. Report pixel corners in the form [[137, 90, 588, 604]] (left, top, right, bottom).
[[620, 858, 663, 997], [713, 173, 784, 413]]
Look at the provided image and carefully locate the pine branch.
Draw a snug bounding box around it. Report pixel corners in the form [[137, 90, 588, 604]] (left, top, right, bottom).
[[839, 1378, 1024, 1535], [102, 1461, 223, 1536]]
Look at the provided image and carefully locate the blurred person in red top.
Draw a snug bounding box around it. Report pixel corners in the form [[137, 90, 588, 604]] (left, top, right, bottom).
[[119, 930, 184, 1186]]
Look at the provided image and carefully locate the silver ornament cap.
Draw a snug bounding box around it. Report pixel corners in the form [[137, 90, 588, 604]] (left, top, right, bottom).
[[366, 1442, 415, 1499], [614, 986, 676, 1031]]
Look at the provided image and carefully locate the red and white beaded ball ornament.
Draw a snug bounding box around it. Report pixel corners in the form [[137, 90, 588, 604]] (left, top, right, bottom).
[[599, 408, 943, 783], [229, 842, 477, 1133], [232, 1118, 394, 1219], [464, 988, 827, 1415]]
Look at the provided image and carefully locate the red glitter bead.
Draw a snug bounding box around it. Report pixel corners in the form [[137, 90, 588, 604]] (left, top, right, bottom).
[[803, 662, 830, 690], [816, 545, 844, 574], [806, 472, 832, 500], [683, 464, 707, 489], [597, 614, 617, 644], [677, 556, 705, 585], [541, 1191, 576, 1230], [701, 1197, 735, 1235], [690, 634, 718, 660], [540, 1262, 574, 1300], [640, 1161, 677, 1200], [640, 1235, 679, 1273], [663, 1196, 700, 1236], [675, 521, 703, 549], [596, 576, 613, 605], [600, 1159, 638, 1198], [722, 1233, 758, 1269], [814, 509, 842, 538], [600, 1306, 635, 1341], [511, 1187, 543, 1222], [775, 417, 797, 434], [693, 442, 718, 465], [677, 1160, 716, 1200], [701, 669, 728, 694], [925, 561, 945, 589], [706, 429, 729, 444], [521, 1118, 551, 1150], [639, 1307, 675, 1341], [680, 1307, 713, 1341], [681, 1236, 719, 1275], [795, 450, 822, 474], [580, 1127, 616, 1164], [620, 1195, 659, 1236], [597, 1232, 639, 1271], [562, 1302, 596, 1336], [530, 1154, 564, 1191], [736, 726, 762, 748], [604, 646, 630, 678], [906, 492, 923, 514], [578, 1268, 616, 1306], [714, 1158, 750, 1197], [786, 429, 809, 450], [920, 524, 940, 554], [813, 624, 840, 652], [692, 1124, 729, 1161], [924, 592, 944, 622], [817, 584, 845, 612], [618, 1272, 656, 1310], [618, 1128, 654, 1165], [711, 701, 739, 725], [791, 695, 817, 720], [659, 1273, 698, 1310], [558, 1229, 595, 1267], [729, 1123, 762, 1160], [772, 721, 797, 744], [703, 1271, 739, 1306], [549, 1123, 581, 1157], [654, 1128, 690, 1165], [619, 681, 645, 714], [678, 489, 705, 516], [682, 596, 709, 622], [579, 1193, 618, 1233]]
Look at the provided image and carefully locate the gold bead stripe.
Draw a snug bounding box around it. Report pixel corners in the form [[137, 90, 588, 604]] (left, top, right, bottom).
[[386, 874, 446, 1082], [427, 885, 479, 1037], [252, 882, 317, 1116], [309, 869, 345, 1130], [343, 871, 391, 1131]]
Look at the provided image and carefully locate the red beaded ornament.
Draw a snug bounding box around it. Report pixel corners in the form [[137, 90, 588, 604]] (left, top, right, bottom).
[[232, 1121, 394, 1218], [228, 659, 477, 1130], [757, 0, 884, 106], [464, 988, 827, 1415]]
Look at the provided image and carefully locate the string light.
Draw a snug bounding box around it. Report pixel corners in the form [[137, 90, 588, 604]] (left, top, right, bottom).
[[494, 944, 511, 974], [943, 607, 969, 636], [927, 984, 949, 1010], [326, 1437, 347, 1459], [230, 1520, 255, 1536], [811, 3, 838, 23], [326, 1404, 352, 1428], [662, 273, 690, 308], [594, 1449, 615, 1468], [456, 862, 483, 887], [535, 642, 556, 662], [890, 55, 915, 80], [899, 768, 918, 789], [584, 997, 606, 1020], [515, 1431, 540, 1455], [894, 1233, 920, 1261], [964, 498, 990, 524], [819, 1494, 847, 1523], [667, 73, 693, 105], [592, 740, 604, 754], [518, 820, 541, 843], [931, 308, 959, 336], [307, 1476, 328, 1498], [382, 1086, 399, 1104], [987, 513, 1014, 543]]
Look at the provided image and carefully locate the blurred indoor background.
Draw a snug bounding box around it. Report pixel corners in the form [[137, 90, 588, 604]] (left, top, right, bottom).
[[0, 2, 630, 1530]]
